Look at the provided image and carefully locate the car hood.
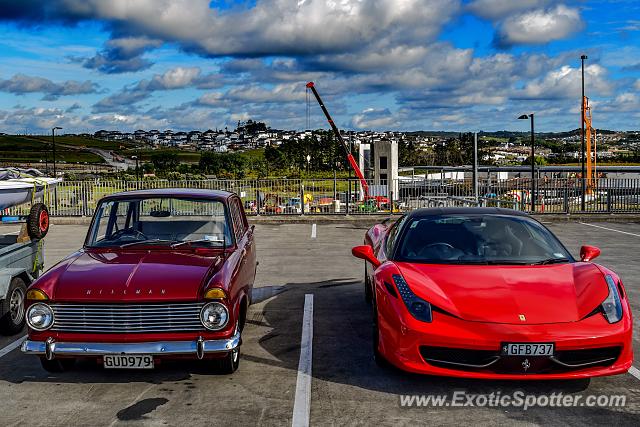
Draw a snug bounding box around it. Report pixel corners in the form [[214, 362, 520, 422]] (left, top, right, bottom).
[[395, 262, 608, 324], [51, 250, 222, 302]]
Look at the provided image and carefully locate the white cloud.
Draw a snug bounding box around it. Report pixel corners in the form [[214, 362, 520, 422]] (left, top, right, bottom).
[[0, 74, 99, 100], [517, 64, 613, 100], [146, 67, 201, 90], [467, 0, 552, 21], [496, 5, 584, 47], [58, 0, 460, 57], [351, 108, 401, 129]]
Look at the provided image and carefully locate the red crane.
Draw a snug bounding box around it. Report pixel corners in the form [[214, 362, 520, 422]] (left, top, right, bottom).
[[306, 82, 370, 198]]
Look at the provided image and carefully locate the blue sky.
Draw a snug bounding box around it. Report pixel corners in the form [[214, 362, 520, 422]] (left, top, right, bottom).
[[0, 0, 638, 133]]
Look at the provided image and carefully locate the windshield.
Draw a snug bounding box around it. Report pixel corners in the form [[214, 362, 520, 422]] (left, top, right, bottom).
[[86, 197, 231, 248], [395, 214, 573, 265]]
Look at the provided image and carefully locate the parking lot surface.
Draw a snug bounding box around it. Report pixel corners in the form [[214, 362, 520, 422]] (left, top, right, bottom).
[[0, 220, 639, 426]]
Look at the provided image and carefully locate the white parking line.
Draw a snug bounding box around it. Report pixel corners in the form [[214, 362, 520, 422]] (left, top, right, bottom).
[[579, 222, 640, 238], [292, 294, 313, 427], [629, 366, 640, 381], [0, 335, 26, 359], [311, 223, 317, 239]]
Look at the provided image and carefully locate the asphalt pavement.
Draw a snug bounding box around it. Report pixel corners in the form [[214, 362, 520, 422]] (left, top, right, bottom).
[[0, 221, 639, 426]]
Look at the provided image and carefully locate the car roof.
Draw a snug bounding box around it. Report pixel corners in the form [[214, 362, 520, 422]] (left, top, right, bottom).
[[100, 188, 235, 202], [405, 206, 530, 220]]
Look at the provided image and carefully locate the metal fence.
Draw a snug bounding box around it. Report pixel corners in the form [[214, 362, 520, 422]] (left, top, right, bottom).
[[4, 177, 640, 217]]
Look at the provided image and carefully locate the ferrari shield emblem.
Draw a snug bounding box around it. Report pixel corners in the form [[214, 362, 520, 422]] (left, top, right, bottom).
[[519, 314, 526, 322]]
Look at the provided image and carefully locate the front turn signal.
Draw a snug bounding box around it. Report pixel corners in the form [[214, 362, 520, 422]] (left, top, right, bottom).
[[26, 289, 49, 301], [204, 288, 227, 300]]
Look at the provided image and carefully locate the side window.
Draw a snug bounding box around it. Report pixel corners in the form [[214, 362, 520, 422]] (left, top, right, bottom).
[[385, 216, 407, 256], [229, 198, 245, 243], [235, 198, 248, 232]]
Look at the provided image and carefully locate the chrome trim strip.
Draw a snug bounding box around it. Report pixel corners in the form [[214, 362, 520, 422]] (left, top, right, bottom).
[[549, 356, 617, 368], [424, 356, 501, 369], [21, 330, 240, 358]]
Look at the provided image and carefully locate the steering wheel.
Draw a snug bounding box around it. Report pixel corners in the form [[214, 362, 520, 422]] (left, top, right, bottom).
[[425, 242, 455, 250], [110, 228, 147, 240], [416, 242, 458, 259]]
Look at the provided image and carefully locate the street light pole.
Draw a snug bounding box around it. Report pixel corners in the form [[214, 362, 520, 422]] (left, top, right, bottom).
[[132, 155, 139, 181], [518, 114, 535, 212], [51, 126, 62, 177], [581, 54, 588, 211]]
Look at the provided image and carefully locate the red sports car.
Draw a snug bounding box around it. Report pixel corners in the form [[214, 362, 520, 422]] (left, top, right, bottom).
[[352, 208, 632, 379], [21, 189, 257, 374]]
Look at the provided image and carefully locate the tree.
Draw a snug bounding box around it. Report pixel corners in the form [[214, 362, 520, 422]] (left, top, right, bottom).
[[199, 151, 223, 175], [151, 151, 179, 171], [522, 155, 548, 166]]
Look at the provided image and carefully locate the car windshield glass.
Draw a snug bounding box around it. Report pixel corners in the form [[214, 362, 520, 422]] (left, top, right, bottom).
[[87, 197, 231, 248], [395, 214, 573, 265]]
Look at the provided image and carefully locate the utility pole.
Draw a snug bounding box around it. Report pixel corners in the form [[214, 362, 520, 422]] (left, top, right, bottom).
[[581, 55, 588, 211], [518, 114, 535, 211], [530, 114, 535, 212], [472, 133, 478, 201], [51, 126, 62, 177]]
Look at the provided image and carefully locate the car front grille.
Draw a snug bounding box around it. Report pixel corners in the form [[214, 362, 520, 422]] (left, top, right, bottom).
[[419, 345, 621, 374], [51, 303, 205, 333]]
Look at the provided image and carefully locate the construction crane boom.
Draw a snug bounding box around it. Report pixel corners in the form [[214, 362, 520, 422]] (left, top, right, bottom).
[[306, 82, 370, 197]]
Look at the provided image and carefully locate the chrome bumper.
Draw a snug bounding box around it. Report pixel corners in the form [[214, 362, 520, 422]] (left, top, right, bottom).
[[21, 330, 240, 360]]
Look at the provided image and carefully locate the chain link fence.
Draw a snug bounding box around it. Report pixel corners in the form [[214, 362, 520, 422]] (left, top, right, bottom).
[[3, 177, 640, 217]]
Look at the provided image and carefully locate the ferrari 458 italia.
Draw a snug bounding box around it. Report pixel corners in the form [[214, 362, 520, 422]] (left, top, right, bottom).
[[352, 208, 632, 379]]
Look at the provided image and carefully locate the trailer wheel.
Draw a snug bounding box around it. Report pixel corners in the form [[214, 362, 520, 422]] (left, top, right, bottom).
[[0, 277, 27, 335], [27, 203, 49, 239]]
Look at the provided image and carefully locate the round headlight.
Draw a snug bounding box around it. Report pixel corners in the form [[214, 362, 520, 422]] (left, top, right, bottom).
[[26, 303, 54, 331], [200, 302, 229, 331]]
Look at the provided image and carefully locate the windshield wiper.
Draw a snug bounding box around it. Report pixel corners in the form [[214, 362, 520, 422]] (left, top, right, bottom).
[[119, 239, 178, 248], [170, 239, 223, 248], [530, 257, 570, 265]]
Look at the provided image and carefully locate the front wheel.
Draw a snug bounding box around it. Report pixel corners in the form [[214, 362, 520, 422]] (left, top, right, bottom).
[[372, 301, 391, 369], [364, 263, 372, 304], [0, 277, 27, 335], [215, 347, 240, 374]]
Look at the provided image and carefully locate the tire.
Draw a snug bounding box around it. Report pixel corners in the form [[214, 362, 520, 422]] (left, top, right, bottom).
[[0, 277, 27, 335], [364, 263, 372, 305], [372, 300, 391, 368], [215, 346, 240, 374], [27, 203, 50, 239], [39, 357, 75, 373]]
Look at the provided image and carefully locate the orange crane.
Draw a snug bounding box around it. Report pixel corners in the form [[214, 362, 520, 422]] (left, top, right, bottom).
[[306, 82, 370, 198]]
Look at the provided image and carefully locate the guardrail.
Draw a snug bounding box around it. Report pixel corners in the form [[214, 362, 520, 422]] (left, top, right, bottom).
[[3, 177, 640, 217]]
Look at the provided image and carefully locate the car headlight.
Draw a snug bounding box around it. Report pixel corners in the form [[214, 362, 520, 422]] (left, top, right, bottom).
[[601, 275, 623, 324], [26, 303, 54, 331], [392, 274, 432, 322], [200, 302, 229, 330]]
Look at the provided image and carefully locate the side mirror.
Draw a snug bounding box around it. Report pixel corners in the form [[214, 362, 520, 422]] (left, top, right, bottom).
[[580, 245, 601, 262], [351, 245, 382, 269]]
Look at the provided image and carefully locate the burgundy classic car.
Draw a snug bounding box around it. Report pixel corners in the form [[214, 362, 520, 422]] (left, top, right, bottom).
[[21, 189, 257, 374]]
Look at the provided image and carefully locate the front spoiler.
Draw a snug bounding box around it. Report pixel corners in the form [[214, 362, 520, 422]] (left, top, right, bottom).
[[21, 330, 240, 360]]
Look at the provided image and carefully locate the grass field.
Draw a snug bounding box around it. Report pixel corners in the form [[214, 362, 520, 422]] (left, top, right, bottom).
[[0, 135, 105, 163], [27, 135, 137, 151]]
